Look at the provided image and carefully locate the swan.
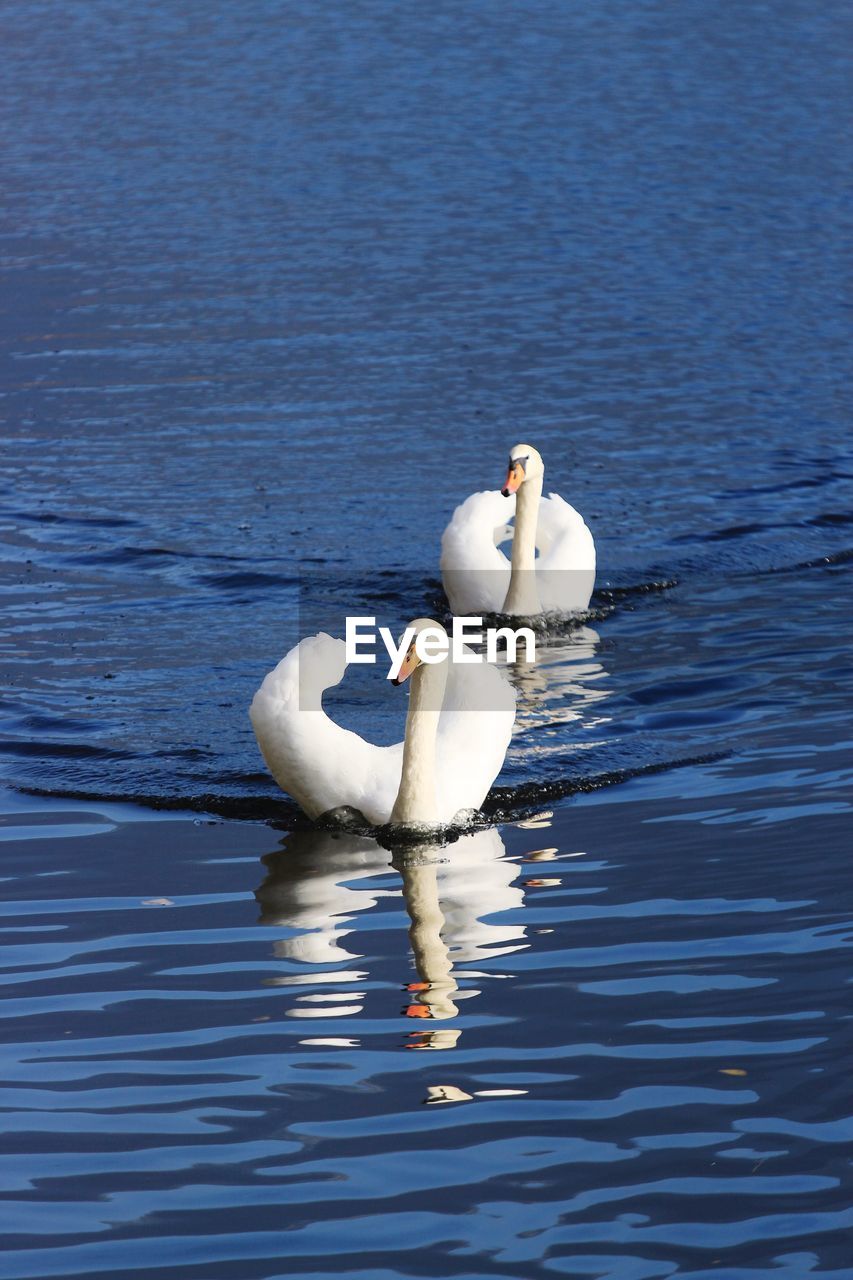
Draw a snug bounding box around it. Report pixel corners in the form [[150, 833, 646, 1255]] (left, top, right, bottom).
[[249, 618, 515, 828], [441, 443, 596, 616]]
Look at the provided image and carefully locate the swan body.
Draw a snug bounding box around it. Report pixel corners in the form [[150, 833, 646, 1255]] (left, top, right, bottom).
[[441, 444, 595, 616], [249, 621, 515, 827]]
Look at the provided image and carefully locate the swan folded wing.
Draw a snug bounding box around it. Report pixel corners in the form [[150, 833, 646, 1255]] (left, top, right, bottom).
[[440, 490, 512, 615], [434, 654, 516, 822], [536, 493, 596, 613], [249, 633, 403, 824]]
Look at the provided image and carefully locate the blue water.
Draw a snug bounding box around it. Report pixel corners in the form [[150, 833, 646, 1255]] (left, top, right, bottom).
[[1, 0, 852, 1275]]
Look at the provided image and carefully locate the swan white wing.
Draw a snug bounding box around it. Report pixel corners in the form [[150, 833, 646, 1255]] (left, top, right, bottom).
[[249, 633, 403, 824], [536, 493, 596, 613], [440, 490, 513, 615], [434, 652, 516, 822]]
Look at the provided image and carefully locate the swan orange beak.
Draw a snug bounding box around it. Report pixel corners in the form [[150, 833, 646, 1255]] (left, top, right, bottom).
[[391, 643, 420, 686], [501, 459, 525, 496]]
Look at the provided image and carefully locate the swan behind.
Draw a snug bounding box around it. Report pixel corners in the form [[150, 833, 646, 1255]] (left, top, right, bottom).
[[441, 443, 595, 616]]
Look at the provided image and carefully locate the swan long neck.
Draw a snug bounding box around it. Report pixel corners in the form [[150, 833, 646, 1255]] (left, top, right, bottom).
[[503, 473, 543, 614], [390, 659, 448, 825]]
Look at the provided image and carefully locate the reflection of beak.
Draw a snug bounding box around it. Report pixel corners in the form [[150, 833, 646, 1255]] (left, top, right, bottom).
[[405, 1003, 431, 1018], [501, 462, 524, 496], [391, 645, 419, 686]]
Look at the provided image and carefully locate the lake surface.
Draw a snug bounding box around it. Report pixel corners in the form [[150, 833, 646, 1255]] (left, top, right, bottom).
[[1, 1, 851, 1276]]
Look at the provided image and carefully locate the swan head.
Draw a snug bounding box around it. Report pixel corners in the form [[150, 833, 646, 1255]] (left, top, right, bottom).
[[501, 443, 544, 496], [391, 618, 447, 687]]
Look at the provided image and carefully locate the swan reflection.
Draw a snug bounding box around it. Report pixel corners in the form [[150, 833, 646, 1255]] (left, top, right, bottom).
[[255, 830, 392, 967], [503, 625, 611, 768], [255, 826, 526, 1045]]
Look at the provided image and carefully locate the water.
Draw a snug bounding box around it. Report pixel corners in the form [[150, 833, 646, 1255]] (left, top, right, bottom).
[[1, 0, 851, 1275]]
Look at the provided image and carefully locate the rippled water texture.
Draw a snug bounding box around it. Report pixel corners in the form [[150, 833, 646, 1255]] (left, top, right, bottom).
[[1, 0, 852, 1276]]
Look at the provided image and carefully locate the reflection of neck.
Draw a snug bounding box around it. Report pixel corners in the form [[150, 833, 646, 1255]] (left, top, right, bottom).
[[401, 861, 458, 1019], [503, 475, 543, 614], [390, 660, 448, 825]]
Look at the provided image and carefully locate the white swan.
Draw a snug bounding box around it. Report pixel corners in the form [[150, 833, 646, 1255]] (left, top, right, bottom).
[[249, 618, 515, 827], [441, 443, 596, 616]]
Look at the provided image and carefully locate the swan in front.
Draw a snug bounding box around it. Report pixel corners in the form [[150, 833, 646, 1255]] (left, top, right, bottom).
[[250, 618, 515, 828], [441, 443, 596, 616]]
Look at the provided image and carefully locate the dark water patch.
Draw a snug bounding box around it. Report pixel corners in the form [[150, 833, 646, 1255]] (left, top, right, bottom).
[[483, 752, 729, 822], [0, 740, 131, 761], [3, 509, 137, 530], [641, 538, 853, 589], [67, 545, 197, 567], [678, 512, 853, 546], [717, 471, 849, 499], [199, 571, 299, 592], [807, 511, 853, 528], [763, 547, 853, 575], [18, 784, 302, 826], [628, 706, 760, 732], [13, 712, 111, 736], [67, 546, 268, 566], [630, 674, 752, 704], [691, 522, 783, 543]]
